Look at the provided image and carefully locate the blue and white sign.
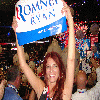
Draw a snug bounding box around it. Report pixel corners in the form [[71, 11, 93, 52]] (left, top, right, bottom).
[[15, 0, 67, 46]]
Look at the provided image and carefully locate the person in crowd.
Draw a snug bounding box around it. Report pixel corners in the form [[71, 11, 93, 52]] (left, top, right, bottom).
[[3, 65, 23, 100], [71, 58, 100, 100], [0, 79, 7, 100], [12, 0, 75, 99]]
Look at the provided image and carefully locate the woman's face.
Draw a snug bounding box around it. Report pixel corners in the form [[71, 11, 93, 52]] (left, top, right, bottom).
[[46, 57, 60, 84]]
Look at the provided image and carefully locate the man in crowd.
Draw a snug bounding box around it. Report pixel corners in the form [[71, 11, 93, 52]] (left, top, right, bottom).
[[71, 58, 100, 100], [3, 65, 23, 100]]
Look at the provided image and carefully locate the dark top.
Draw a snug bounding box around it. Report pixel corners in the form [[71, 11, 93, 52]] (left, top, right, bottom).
[[39, 87, 52, 100]]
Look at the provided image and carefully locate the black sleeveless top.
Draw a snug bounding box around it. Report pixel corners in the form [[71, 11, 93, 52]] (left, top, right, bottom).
[[39, 87, 53, 100]]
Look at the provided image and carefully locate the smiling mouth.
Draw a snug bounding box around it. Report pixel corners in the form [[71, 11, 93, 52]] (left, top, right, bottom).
[[50, 75, 55, 77]]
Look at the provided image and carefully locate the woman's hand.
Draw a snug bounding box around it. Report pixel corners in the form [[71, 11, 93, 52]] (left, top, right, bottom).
[[61, 0, 73, 22], [12, 16, 18, 33]]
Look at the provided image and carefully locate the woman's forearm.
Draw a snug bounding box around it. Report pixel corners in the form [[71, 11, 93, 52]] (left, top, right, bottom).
[[67, 19, 75, 60], [16, 35, 27, 67]]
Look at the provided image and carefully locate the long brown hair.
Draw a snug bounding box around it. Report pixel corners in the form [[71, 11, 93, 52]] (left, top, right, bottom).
[[43, 51, 66, 99]]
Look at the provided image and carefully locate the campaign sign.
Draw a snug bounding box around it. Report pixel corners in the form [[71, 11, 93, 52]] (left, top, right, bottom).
[[15, 0, 67, 46]]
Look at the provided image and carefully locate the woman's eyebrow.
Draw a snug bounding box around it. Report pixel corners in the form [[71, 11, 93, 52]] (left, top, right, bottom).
[[46, 64, 49, 66], [46, 64, 57, 66], [53, 64, 57, 65]]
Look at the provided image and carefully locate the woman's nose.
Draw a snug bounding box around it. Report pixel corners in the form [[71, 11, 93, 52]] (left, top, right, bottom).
[[50, 67, 53, 72]]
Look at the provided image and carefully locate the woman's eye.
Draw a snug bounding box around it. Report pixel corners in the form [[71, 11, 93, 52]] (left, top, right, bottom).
[[54, 65, 57, 67], [46, 66, 49, 68]]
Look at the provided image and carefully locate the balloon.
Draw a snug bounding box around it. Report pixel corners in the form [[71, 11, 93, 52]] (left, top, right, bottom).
[[46, 38, 62, 56], [25, 52, 29, 60], [13, 54, 19, 66], [13, 52, 29, 66], [90, 23, 99, 35], [76, 30, 84, 39], [29, 61, 35, 70], [22, 74, 27, 82], [37, 66, 42, 75], [61, 47, 80, 68], [92, 46, 97, 53], [70, 7, 74, 16]]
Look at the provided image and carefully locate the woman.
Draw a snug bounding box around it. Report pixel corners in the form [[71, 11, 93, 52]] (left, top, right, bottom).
[[12, 0, 75, 99]]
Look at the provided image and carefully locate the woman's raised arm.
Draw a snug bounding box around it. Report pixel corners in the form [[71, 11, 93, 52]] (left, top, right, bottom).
[[61, 1, 75, 100], [12, 16, 45, 98]]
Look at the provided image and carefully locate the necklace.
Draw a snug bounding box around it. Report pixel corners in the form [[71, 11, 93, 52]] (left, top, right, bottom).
[[7, 84, 19, 94], [46, 86, 49, 100]]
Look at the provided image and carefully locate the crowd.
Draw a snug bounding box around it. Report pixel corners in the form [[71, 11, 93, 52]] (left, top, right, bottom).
[[0, 58, 100, 100], [0, 0, 100, 100]]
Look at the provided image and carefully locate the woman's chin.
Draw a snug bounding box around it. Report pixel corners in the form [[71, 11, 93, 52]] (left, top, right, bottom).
[[49, 79, 57, 83]]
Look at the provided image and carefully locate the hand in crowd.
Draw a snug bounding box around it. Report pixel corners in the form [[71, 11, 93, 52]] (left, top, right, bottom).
[[0, 80, 7, 100]]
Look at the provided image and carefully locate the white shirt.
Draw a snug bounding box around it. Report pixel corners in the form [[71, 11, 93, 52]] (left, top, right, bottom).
[[71, 67, 100, 100]]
